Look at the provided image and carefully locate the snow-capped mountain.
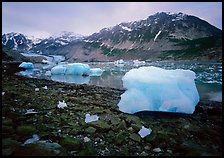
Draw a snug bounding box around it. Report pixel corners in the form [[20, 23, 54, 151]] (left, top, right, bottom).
[[2, 32, 33, 52], [2, 31, 84, 54], [2, 12, 222, 61]]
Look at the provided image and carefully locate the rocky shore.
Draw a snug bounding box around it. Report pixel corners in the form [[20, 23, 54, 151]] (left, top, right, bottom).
[[2, 62, 222, 156]]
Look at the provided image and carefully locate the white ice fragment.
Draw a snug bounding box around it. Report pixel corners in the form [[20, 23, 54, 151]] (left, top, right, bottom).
[[2, 92, 5, 96], [84, 136, 91, 142], [57, 100, 67, 109], [138, 126, 152, 138], [42, 86, 48, 90], [25, 109, 38, 115], [90, 68, 103, 76], [153, 147, 162, 153], [23, 134, 40, 145], [35, 88, 40, 92], [85, 113, 99, 123], [45, 71, 51, 76]]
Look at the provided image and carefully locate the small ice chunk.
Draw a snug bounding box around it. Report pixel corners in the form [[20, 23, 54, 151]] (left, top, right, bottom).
[[90, 68, 103, 76], [2, 92, 5, 96], [24, 134, 40, 145], [138, 126, 152, 138], [85, 113, 99, 123], [45, 70, 51, 76], [84, 136, 91, 142], [153, 147, 162, 153], [19, 62, 34, 69], [25, 109, 38, 115], [35, 88, 39, 91], [57, 100, 67, 109], [42, 86, 48, 90]]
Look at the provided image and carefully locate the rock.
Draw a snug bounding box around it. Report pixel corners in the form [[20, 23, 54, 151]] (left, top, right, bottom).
[[129, 133, 141, 142], [85, 127, 96, 134], [77, 144, 97, 156], [60, 136, 81, 150], [16, 125, 37, 137], [116, 120, 127, 131], [110, 117, 121, 125], [89, 120, 111, 131], [14, 140, 64, 156], [115, 131, 126, 144], [2, 138, 21, 156], [139, 151, 149, 156], [84, 136, 91, 143]]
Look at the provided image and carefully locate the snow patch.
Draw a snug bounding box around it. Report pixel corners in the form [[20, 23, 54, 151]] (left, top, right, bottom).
[[154, 31, 162, 42]]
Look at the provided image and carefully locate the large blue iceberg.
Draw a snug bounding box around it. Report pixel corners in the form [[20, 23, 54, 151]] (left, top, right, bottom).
[[51, 63, 90, 76], [118, 66, 200, 114]]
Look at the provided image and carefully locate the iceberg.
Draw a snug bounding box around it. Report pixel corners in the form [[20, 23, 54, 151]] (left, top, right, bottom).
[[118, 66, 200, 114], [90, 68, 103, 76], [19, 62, 34, 69], [51, 63, 90, 76]]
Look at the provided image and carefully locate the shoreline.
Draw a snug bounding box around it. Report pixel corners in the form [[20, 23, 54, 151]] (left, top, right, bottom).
[[2, 63, 222, 156]]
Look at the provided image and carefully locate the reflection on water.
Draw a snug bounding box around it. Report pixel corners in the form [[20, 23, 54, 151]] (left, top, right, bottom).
[[16, 61, 222, 102], [51, 75, 90, 84]]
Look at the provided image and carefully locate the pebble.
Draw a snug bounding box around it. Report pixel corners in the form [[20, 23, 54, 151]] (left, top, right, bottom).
[[84, 136, 91, 142]]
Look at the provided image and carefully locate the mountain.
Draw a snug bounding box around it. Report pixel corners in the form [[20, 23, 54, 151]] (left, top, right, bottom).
[[83, 12, 222, 61], [2, 12, 222, 61], [2, 44, 30, 62], [47, 12, 222, 61], [2, 32, 33, 52]]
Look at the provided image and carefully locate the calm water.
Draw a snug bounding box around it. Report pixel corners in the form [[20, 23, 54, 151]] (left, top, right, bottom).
[[16, 61, 222, 102]]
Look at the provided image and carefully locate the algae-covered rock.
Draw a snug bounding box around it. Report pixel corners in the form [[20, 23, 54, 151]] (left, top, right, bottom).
[[116, 120, 127, 131], [14, 141, 65, 156], [60, 136, 81, 150], [115, 131, 126, 144], [2, 138, 21, 156], [129, 133, 141, 142], [89, 120, 111, 131], [17, 125, 37, 136], [77, 144, 97, 156], [110, 117, 121, 125], [85, 127, 97, 134]]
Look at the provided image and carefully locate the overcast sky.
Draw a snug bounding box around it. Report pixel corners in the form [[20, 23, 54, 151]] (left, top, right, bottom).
[[2, 2, 222, 38]]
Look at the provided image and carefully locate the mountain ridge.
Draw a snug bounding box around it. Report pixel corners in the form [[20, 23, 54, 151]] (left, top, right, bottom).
[[2, 12, 222, 62]]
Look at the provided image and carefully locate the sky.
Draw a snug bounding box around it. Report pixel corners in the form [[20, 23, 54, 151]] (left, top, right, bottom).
[[2, 2, 222, 38]]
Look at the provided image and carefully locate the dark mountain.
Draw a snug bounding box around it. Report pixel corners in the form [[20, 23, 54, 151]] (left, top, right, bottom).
[[2, 44, 30, 62], [2, 12, 222, 61], [2, 32, 33, 52]]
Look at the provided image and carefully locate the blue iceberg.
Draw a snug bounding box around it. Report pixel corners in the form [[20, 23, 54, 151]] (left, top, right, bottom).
[[118, 66, 200, 114], [19, 62, 34, 69], [51, 63, 90, 76]]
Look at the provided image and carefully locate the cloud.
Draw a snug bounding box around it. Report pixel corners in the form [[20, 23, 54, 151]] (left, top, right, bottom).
[[2, 2, 222, 38]]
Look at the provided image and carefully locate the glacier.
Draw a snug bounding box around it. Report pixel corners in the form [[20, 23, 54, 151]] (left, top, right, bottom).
[[117, 66, 200, 114]]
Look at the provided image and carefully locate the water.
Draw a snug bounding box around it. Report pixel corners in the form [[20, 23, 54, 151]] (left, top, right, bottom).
[[16, 61, 222, 102]]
